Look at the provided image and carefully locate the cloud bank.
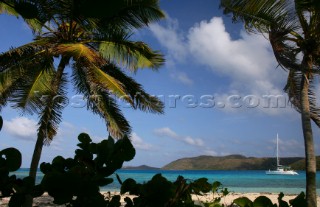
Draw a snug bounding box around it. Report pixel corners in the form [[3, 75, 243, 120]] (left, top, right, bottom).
[[130, 132, 153, 151], [149, 16, 292, 114], [3, 117, 37, 141], [154, 127, 204, 147]]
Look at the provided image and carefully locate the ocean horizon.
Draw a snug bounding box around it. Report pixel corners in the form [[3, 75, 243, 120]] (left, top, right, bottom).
[[14, 168, 320, 195]]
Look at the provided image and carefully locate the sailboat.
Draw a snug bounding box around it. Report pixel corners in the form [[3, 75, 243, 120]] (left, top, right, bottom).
[[265, 134, 298, 175]]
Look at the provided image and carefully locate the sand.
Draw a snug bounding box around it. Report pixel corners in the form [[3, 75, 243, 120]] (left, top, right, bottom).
[[192, 192, 320, 206], [1, 192, 319, 206]]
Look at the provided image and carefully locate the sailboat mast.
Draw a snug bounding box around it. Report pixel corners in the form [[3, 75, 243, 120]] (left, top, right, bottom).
[[277, 134, 279, 167]]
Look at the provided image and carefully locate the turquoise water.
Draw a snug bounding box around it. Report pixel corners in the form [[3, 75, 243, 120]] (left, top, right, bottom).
[[15, 169, 320, 195]]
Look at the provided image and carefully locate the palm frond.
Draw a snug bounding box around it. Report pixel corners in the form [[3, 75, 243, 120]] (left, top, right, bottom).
[[89, 90, 131, 138], [308, 77, 320, 126], [99, 40, 164, 71], [72, 61, 131, 138], [295, 0, 320, 12], [54, 43, 104, 64], [37, 71, 68, 143], [111, 0, 165, 28], [0, 0, 45, 33], [77, 0, 165, 30], [74, 58, 132, 103], [24, 18, 43, 33], [0, 78, 21, 111], [0, 1, 18, 15], [269, 28, 301, 71], [0, 59, 28, 111], [0, 42, 48, 73], [220, 0, 298, 33], [284, 71, 320, 127], [101, 63, 164, 113], [0, 42, 51, 111], [10, 58, 55, 114]]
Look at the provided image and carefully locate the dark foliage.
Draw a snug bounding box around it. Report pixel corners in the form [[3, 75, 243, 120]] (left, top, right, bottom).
[[40, 133, 135, 206], [0, 115, 43, 206], [0, 126, 308, 207], [120, 174, 212, 207]]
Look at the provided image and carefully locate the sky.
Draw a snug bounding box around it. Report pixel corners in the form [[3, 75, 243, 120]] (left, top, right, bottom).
[[1, 0, 320, 168]]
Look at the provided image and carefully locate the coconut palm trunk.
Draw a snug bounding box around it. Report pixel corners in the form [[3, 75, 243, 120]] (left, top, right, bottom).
[[300, 65, 317, 207], [23, 57, 69, 207], [219, 1, 320, 206]]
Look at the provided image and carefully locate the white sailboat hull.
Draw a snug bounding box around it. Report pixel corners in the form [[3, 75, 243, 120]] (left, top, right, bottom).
[[265, 134, 299, 175], [266, 169, 298, 175]]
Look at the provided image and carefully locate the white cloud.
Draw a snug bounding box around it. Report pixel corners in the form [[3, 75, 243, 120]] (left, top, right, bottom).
[[171, 72, 194, 86], [188, 18, 272, 79], [149, 16, 294, 115], [149, 17, 187, 64], [3, 117, 37, 141], [149, 17, 194, 86], [184, 136, 204, 147], [154, 127, 179, 139], [154, 127, 204, 147], [130, 132, 153, 150], [187, 17, 280, 95]]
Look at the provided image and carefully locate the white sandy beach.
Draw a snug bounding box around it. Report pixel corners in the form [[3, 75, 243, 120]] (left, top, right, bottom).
[[1, 192, 320, 206], [192, 192, 320, 206]]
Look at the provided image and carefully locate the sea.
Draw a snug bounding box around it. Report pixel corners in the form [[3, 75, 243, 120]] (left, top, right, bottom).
[[14, 169, 320, 195]]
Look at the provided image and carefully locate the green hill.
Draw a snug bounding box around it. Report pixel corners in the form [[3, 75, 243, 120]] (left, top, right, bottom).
[[122, 165, 160, 170], [162, 155, 310, 170], [290, 156, 320, 170]]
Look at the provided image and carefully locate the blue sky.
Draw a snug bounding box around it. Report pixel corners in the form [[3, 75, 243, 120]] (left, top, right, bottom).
[[1, 0, 320, 168]]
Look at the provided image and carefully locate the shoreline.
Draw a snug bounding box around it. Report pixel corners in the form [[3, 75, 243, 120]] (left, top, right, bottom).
[[1, 192, 320, 206]]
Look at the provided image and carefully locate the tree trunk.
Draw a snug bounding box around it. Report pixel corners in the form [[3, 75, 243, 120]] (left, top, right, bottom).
[[300, 74, 317, 207], [23, 57, 69, 207]]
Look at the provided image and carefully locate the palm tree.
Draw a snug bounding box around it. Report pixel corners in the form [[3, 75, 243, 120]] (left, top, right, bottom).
[[0, 0, 165, 206], [0, 0, 43, 31], [220, 0, 320, 206]]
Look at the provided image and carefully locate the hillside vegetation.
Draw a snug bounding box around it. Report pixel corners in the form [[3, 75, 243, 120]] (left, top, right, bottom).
[[162, 155, 320, 170], [122, 165, 160, 170]]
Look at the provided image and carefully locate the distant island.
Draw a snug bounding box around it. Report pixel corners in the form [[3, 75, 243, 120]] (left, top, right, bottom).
[[161, 154, 320, 170], [123, 155, 320, 171], [122, 165, 160, 170]]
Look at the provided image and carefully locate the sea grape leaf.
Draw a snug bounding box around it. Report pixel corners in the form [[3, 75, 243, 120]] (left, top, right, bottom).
[[114, 136, 135, 162], [253, 196, 275, 207], [144, 174, 174, 205], [222, 187, 229, 196], [22, 176, 35, 190], [121, 178, 138, 194], [42, 173, 74, 204], [51, 156, 66, 171], [40, 162, 52, 174], [124, 197, 134, 207], [278, 192, 289, 207], [93, 176, 113, 187], [212, 181, 222, 192], [108, 195, 121, 207], [233, 197, 253, 207], [78, 133, 92, 144], [9, 193, 25, 207], [1, 148, 22, 171], [192, 178, 211, 194], [289, 192, 307, 207], [32, 184, 45, 197]]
